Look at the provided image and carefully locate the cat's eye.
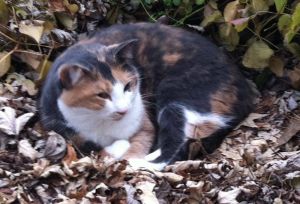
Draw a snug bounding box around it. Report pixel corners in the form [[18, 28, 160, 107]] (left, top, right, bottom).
[[124, 82, 131, 92], [97, 92, 110, 99]]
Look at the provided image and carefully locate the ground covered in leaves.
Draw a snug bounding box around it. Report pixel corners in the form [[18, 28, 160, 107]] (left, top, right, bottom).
[[0, 74, 299, 203]]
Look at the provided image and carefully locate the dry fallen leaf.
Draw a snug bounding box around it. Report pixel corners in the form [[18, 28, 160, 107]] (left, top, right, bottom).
[[54, 13, 77, 31], [0, 107, 16, 135], [48, 0, 67, 12], [65, 178, 87, 200], [85, 183, 109, 199], [269, 56, 284, 77], [16, 51, 44, 70], [201, 3, 223, 27], [85, 186, 107, 203], [51, 29, 75, 44], [218, 187, 241, 204], [33, 158, 50, 176], [40, 164, 66, 178], [155, 172, 184, 183], [240, 182, 260, 197], [0, 51, 11, 77], [239, 113, 268, 128], [135, 181, 159, 204], [220, 149, 243, 160], [265, 152, 300, 172], [287, 66, 300, 90], [18, 139, 41, 160], [276, 117, 300, 146], [5, 73, 38, 96], [21, 79, 38, 96], [0, 106, 34, 135], [0, 191, 17, 204], [70, 157, 93, 172], [63, 144, 78, 166], [44, 132, 67, 162], [165, 160, 203, 172], [124, 184, 140, 204], [287, 96, 298, 110], [35, 185, 54, 204], [0, 178, 10, 188], [19, 20, 45, 43], [223, 0, 239, 22]]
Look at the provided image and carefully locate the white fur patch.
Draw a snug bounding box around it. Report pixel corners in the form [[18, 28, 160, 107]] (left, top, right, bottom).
[[184, 109, 230, 138], [184, 109, 227, 125], [145, 149, 161, 161], [104, 139, 130, 159], [111, 83, 131, 113], [57, 85, 144, 147], [128, 158, 166, 171]]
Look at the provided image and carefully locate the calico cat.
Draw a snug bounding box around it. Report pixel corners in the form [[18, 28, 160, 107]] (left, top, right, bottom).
[[39, 22, 253, 170]]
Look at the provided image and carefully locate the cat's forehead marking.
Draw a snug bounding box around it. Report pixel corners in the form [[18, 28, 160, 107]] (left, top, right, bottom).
[[111, 67, 135, 85], [210, 82, 237, 115], [60, 73, 113, 110]]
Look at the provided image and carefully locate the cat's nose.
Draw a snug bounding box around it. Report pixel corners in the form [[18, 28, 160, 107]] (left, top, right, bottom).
[[116, 110, 128, 116]]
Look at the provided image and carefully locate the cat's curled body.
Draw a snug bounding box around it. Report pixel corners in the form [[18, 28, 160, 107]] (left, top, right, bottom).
[[40, 23, 253, 169]]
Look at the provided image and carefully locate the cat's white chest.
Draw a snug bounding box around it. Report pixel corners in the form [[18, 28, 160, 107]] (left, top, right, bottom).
[[57, 93, 144, 147]]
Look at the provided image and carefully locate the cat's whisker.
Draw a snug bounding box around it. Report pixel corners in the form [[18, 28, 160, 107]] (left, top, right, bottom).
[[141, 97, 154, 101], [142, 101, 156, 106], [141, 92, 156, 96], [137, 76, 147, 81], [141, 94, 156, 99]]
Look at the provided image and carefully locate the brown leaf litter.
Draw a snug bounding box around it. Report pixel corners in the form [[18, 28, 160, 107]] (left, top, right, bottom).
[[0, 74, 299, 203]]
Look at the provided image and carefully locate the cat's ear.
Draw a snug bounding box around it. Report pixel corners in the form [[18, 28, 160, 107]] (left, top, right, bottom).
[[58, 64, 89, 89], [106, 39, 138, 63]]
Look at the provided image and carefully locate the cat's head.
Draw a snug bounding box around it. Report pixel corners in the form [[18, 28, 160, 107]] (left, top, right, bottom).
[[56, 39, 140, 120]]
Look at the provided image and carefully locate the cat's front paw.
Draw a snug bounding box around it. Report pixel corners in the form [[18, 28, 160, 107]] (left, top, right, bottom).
[[104, 139, 130, 159], [128, 158, 166, 171]]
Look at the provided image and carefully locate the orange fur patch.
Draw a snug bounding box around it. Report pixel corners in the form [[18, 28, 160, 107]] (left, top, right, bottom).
[[136, 32, 150, 66], [60, 72, 112, 110], [162, 53, 182, 65], [192, 122, 221, 139], [111, 67, 137, 89], [210, 84, 237, 115], [122, 113, 154, 159], [111, 68, 131, 84], [138, 49, 149, 66]]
